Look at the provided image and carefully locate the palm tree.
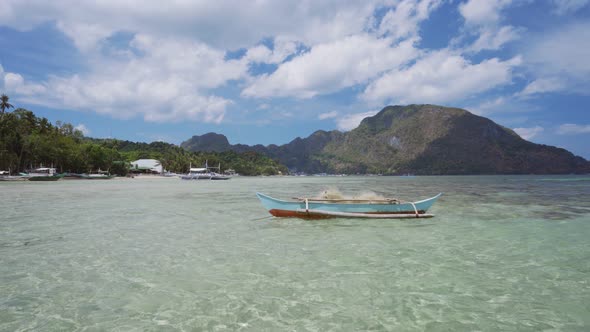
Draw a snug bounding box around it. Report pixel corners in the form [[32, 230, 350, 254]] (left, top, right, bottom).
[[1, 94, 14, 116]]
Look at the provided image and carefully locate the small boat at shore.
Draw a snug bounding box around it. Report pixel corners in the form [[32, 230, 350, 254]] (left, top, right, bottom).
[[180, 161, 231, 180], [61, 171, 114, 180], [0, 170, 28, 181], [86, 171, 115, 179], [26, 167, 63, 181], [0, 176, 28, 181], [256, 192, 442, 219]]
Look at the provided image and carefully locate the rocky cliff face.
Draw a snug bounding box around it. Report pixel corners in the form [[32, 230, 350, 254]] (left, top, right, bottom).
[[328, 104, 588, 174], [180, 132, 231, 152], [180, 105, 590, 174]]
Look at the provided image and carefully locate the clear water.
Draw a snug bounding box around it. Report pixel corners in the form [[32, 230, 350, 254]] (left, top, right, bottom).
[[1, 176, 589, 331]]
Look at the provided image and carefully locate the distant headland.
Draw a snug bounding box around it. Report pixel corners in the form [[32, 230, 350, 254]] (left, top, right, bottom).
[[181, 105, 590, 175], [1, 98, 588, 175]]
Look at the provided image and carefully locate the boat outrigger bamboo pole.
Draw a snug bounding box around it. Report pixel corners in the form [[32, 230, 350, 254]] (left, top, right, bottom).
[[295, 209, 434, 219], [293, 197, 401, 204], [410, 202, 419, 217]]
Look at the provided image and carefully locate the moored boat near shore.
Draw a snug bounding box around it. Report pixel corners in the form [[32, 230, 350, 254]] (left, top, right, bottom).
[[0, 176, 28, 181], [60, 171, 115, 180], [256, 192, 442, 219], [180, 161, 231, 180], [26, 167, 63, 181], [86, 171, 115, 179], [61, 173, 89, 180], [0, 170, 28, 181]]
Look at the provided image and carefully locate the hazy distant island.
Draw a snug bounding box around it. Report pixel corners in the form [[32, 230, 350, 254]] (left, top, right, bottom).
[[182, 104, 590, 175], [1, 101, 588, 176]]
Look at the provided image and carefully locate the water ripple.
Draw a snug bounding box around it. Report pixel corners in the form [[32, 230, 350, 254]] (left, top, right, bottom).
[[1, 176, 589, 330]]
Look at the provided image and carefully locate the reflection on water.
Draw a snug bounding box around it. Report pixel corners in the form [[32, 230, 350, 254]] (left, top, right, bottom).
[[1, 175, 589, 330]]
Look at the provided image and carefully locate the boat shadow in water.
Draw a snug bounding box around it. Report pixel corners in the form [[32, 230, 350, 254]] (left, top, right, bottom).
[[0, 236, 65, 248], [257, 217, 438, 230]]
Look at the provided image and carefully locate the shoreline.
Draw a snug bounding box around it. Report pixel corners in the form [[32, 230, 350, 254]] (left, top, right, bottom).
[[116, 174, 179, 180]]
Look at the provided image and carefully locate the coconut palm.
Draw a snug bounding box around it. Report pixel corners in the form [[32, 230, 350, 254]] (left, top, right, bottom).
[[1, 94, 14, 115]]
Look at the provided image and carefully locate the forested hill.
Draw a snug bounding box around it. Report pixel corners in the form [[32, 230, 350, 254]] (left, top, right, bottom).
[[181, 105, 590, 175], [0, 108, 287, 176], [3, 105, 587, 176]]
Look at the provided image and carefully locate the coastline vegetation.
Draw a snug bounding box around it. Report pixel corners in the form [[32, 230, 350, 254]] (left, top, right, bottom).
[[0, 95, 288, 176]]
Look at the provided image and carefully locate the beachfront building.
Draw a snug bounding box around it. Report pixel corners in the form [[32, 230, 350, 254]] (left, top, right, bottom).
[[129, 159, 163, 174]]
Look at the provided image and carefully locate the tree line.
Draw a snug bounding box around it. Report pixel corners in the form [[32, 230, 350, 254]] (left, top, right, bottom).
[[0, 95, 288, 176]]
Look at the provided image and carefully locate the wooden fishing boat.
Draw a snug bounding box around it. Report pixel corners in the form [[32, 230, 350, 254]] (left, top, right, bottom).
[[256, 192, 442, 219], [0, 170, 28, 181], [0, 174, 28, 181], [26, 167, 63, 181], [61, 173, 89, 180], [86, 171, 115, 179], [180, 161, 231, 180], [61, 172, 114, 180]]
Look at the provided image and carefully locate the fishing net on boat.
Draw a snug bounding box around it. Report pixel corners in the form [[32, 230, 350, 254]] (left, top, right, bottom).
[[315, 187, 389, 200]]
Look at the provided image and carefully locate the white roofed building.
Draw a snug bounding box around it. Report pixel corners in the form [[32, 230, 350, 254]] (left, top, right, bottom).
[[130, 159, 163, 174]]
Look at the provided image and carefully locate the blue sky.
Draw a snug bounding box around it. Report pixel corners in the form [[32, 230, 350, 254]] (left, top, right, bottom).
[[1, 0, 589, 158]]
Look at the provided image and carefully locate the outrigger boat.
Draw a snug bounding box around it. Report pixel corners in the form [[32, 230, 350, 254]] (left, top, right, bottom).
[[86, 170, 115, 179], [0, 170, 28, 181], [256, 192, 442, 219], [180, 161, 231, 180], [26, 167, 63, 181]]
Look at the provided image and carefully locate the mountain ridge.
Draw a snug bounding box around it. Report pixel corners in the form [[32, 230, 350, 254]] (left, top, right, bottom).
[[180, 104, 590, 174]]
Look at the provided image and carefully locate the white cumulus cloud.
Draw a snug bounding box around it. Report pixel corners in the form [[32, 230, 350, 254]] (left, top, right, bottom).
[[336, 111, 378, 131], [242, 35, 419, 99], [556, 124, 590, 135], [245, 38, 299, 65], [551, 0, 589, 15], [0, 0, 551, 127], [3, 72, 46, 96], [318, 111, 338, 120], [378, 0, 443, 40], [458, 0, 522, 54], [524, 22, 590, 95], [470, 96, 508, 115], [56, 21, 113, 53], [513, 126, 544, 140], [13, 34, 248, 123], [0, 1, 378, 50], [3, 72, 24, 90], [468, 25, 522, 52], [517, 77, 565, 97], [362, 50, 522, 105], [0, 0, 439, 122], [459, 0, 514, 26], [74, 124, 90, 136], [240, 0, 443, 100]]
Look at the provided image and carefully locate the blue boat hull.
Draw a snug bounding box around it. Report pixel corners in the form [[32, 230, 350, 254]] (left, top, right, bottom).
[[256, 192, 442, 219]]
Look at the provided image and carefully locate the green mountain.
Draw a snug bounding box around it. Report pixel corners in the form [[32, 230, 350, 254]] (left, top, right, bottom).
[[180, 104, 590, 175], [180, 132, 232, 152]]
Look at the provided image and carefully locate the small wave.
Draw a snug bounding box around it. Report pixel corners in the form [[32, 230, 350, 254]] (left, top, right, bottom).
[[537, 177, 590, 182]]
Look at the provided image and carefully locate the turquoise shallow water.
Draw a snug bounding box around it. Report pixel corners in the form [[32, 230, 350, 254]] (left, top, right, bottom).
[[1, 175, 589, 331]]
